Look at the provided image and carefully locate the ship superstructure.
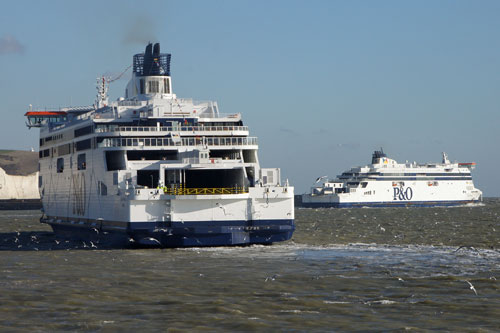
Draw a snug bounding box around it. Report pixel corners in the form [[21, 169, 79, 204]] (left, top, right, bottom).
[[302, 150, 482, 208], [25, 43, 294, 247]]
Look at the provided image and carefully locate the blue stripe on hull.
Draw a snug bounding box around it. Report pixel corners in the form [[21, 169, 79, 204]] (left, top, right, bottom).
[[302, 200, 480, 208], [44, 218, 295, 248]]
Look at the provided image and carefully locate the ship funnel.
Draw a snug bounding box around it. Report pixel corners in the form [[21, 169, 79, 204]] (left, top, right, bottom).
[[153, 43, 160, 56], [372, 149, 387, 164], [143, 43, 153, 76], [151, 43, 161, 75], [145, 43, 153, 55], [132, 42, 171, 77], [128, 42, 173, 98]]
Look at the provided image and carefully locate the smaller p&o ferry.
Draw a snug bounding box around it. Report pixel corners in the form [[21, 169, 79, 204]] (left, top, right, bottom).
[[302, 150, 482, 208]]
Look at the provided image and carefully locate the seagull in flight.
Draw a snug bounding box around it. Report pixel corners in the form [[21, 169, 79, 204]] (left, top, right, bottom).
[[145, 237, 161, 245], [465, 280, 478, 296], [265, 274, 278, 282], [315, 175, 328, 183]]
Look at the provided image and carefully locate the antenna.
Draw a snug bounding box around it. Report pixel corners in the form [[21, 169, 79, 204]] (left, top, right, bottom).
[[95, 76, 109, 108], [442, 152, 450, 164]]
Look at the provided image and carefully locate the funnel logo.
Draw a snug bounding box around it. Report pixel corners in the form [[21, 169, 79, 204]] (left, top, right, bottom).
[[393, 186, 413, 201]]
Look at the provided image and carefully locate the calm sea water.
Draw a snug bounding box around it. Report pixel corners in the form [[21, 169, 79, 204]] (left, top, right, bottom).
[[0, 199, 499, 331]]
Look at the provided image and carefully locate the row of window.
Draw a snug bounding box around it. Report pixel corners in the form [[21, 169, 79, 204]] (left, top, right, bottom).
[[40, 125, 94, 147], [98, 136, 258, 148], [56, 153, 87, 173], [40, 133, 63, 146], [341, 172, 471, 178], [138, 78, 170, 95], [40, 138, 92, 159]]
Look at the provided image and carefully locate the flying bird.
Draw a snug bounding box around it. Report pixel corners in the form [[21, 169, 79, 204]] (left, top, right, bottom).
[[145, 237, 161, 245], [265, 274, 278, 282], [315, 176, 328, 183], [465, 280, 478, 296]]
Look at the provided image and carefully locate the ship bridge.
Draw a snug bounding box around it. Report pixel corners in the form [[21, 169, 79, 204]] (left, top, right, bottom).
[[25, 111, 67, 128]]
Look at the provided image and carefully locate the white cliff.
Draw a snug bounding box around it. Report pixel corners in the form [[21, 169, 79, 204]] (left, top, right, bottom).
[[0, 167, 40, 200]]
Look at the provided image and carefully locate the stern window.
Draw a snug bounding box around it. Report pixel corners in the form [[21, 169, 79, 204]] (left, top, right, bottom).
[[56, 158, 64, 173], [98, 181, 107, 196], [77, 153, 86, 170]]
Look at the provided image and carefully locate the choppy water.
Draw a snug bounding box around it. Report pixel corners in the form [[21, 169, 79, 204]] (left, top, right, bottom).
[[1, 200, 499, 331]]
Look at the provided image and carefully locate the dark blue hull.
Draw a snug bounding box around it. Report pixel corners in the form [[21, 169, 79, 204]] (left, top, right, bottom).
[[42, 217, 295, 248], [301, 200, 481, 208]]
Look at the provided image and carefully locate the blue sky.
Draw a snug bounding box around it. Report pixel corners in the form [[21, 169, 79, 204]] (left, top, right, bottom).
[[1, 0, 499, 196]]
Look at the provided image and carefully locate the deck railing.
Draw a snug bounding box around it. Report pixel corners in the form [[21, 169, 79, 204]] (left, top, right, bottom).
[[160, 186, 248, 195], [97, 136, 257, 148], [95, 125, 248, 133]]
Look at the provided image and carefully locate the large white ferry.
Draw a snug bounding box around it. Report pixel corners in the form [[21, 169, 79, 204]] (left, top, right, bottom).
[[25, 43, 294, 247], [302, 150, 482, 208]]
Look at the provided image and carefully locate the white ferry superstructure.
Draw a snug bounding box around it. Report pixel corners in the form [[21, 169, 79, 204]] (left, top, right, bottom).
[[25, 43, 294, 247], [302, 150, 482, 208]]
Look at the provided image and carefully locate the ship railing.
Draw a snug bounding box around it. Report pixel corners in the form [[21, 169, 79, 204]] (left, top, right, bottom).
[[197, 112, 241, 119], [117, 100, 143, 107], [97, 136, 258, 148], [181, 157, 237, 164], [159, 186, 249, 195], [95, 125, 249, 133], [28, 106, 94, 113]]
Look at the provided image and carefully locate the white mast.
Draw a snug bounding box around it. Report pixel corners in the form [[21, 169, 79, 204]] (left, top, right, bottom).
[[95, 76, 109, 108]]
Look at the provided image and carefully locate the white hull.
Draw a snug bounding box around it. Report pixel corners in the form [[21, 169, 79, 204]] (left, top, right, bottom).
[[302, 180, 481, 207]]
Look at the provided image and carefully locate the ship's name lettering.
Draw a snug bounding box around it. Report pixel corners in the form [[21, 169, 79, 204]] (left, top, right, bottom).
[[393, 186, 413, 201]]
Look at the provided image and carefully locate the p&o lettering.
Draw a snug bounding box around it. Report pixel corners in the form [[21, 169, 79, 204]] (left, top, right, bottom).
[[393, 186, 413, 201]]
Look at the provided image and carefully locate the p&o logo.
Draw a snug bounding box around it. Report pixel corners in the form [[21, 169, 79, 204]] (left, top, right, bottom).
[[393, 186, 413, 201]]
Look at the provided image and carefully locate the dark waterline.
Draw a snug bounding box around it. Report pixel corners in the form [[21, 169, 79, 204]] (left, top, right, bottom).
[[0, 199, 499, 331]]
